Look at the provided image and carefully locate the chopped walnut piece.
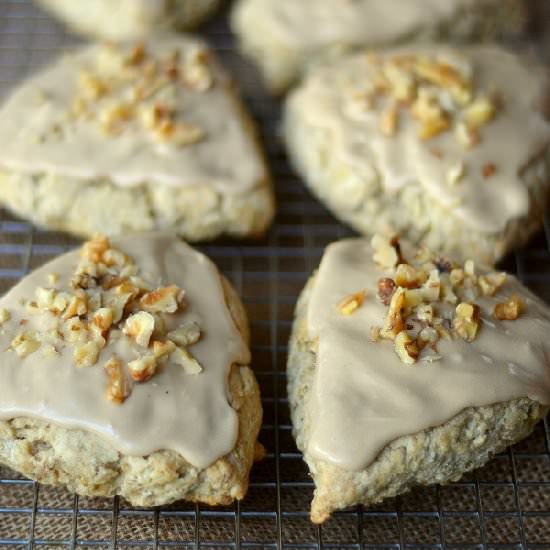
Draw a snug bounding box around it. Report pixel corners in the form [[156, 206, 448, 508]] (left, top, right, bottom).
[[79, 72, 109, 100], [63, 317, 89, 343], [482, 163, 497, 178], [0, 308, 10, 324], [74, 341, 100, 368], [92, 307, 114, 332], [464, 96, 496, 129], [170, 346, 203, 374], [418, 326, 439, 345], [183, 48, 213, 91], [380, 101, 399, 137], [11, 331, 40, 357], [478, 272, 507, 297], [152, 339, 177, 359], [140, 285, 184, 314], [337, 290, 366, 315], [370, 326, 381, 342], [453, 302, 481, 342], [125, 43, 146, 66], [450, 268, 465, 286], [416, 304, 434, 323], [167, 321, 201, 347], [377, 278, 396, 305], [456, 121, 480, 149], [380, 287, 406, 340], [62, 289, 88, 320], [395, 264, 426, 289], [123, 311, 155, 347], [418, 115, 450, 141], [105, 356, 130, 404], [128, 355, 157, 382], [394, 331, 419, 365], [494, 294, 524, 321], [82, 234, 110, 263], [100, 102, 133, 135], [372, 234, 399, 269]]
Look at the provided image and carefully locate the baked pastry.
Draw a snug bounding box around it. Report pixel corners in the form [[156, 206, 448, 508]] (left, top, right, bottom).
[[288, 235, 550, 523], [0, 36, 274, 242], [37, 0, 222, 40], [0, 232, 262, 506], [231, 0, 528, 93], [284, 45, 550, 265]]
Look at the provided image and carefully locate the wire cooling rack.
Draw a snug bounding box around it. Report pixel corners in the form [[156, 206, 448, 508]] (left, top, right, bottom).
[[0, 1, 549, 548]]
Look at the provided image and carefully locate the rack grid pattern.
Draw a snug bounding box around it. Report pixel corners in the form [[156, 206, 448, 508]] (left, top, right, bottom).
[[0, 1, 549, 549]]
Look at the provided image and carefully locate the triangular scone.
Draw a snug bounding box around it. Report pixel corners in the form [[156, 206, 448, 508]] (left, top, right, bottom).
[[0, 233, 262, 506], [231, 0, 528, 93], [288, 235, 550, 523], [38, 0, 222, 40], [284, 45, 550, 264], [0, 36, 274, 242]]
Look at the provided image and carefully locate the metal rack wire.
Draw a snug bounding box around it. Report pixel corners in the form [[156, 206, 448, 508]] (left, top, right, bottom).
[[0, 1, 549, 548]]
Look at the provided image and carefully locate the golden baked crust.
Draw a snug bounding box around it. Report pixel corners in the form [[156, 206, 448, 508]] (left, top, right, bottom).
[[37, 0, 222, 40], [287, 275, 548, 523], [0, 275, 262, 507]]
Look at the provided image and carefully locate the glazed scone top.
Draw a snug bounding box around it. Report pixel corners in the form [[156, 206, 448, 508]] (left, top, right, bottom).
[[306, 237, 550, 471], [0, 36, 265, 193], [0, 233, 251, 469], [287, 45, 550, 234], [236, 0, 477, 50]]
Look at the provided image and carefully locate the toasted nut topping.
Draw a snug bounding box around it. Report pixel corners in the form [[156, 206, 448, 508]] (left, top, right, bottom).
[[62, 289, 88, 320], [152, 339, 177, 359], [167, 321, 201, 347], [105, 356, 130, 404], [140, 285, 183, 314], [74, 341, 100, 368], [338, 291, 366, 315], [370, 326, 381, 342], [478, 272, 507, 297], [394, 331, 419, 365], [123, 311, 155, 347], [380, 101, 399, 137], [11, 332, 40, 357], [416, 304, 434, 323], [79, 71, 109, 99], [453, 302, 480, 342], [395, 264, 426, 289], [372, 235, 399, 269], [494, 294, 524, 321], [128, 355, 157, 382], [418, 115, 450, 140], [377, 278, 396, 305], [380, 287, 406, 340], [92, 307, 114, 332], [0, 308, 10, 324], [482, 163, 497, 178], [170, 346, 203, 374], [464, 96, 496, 129]]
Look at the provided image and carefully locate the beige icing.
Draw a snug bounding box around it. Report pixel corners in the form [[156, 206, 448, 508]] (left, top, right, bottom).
[[290, 45, 550, 234], [306, 239, 550, 471], [242, 0, 472, 49], [0, 233, 250, 469], [0, 37, 264, 194]]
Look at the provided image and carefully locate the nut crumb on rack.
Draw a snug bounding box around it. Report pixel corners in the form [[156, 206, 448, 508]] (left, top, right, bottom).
[[7, 234, 204, 404], [344, 235, 520, 365]]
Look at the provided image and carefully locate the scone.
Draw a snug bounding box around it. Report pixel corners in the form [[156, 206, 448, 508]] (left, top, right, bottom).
[[288, 235, 550, 523], [0, 36, 274, 242], [0, 232, 262, 506], [284, 45, 550, 265], [231, 0, 528, 93], [37, 0, 222, 40]]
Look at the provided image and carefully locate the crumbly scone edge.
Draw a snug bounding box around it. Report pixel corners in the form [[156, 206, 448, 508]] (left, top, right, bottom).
[[0, 275, 262, 507], [287, 274, 548, 523], [231, 0, 528, 94]]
